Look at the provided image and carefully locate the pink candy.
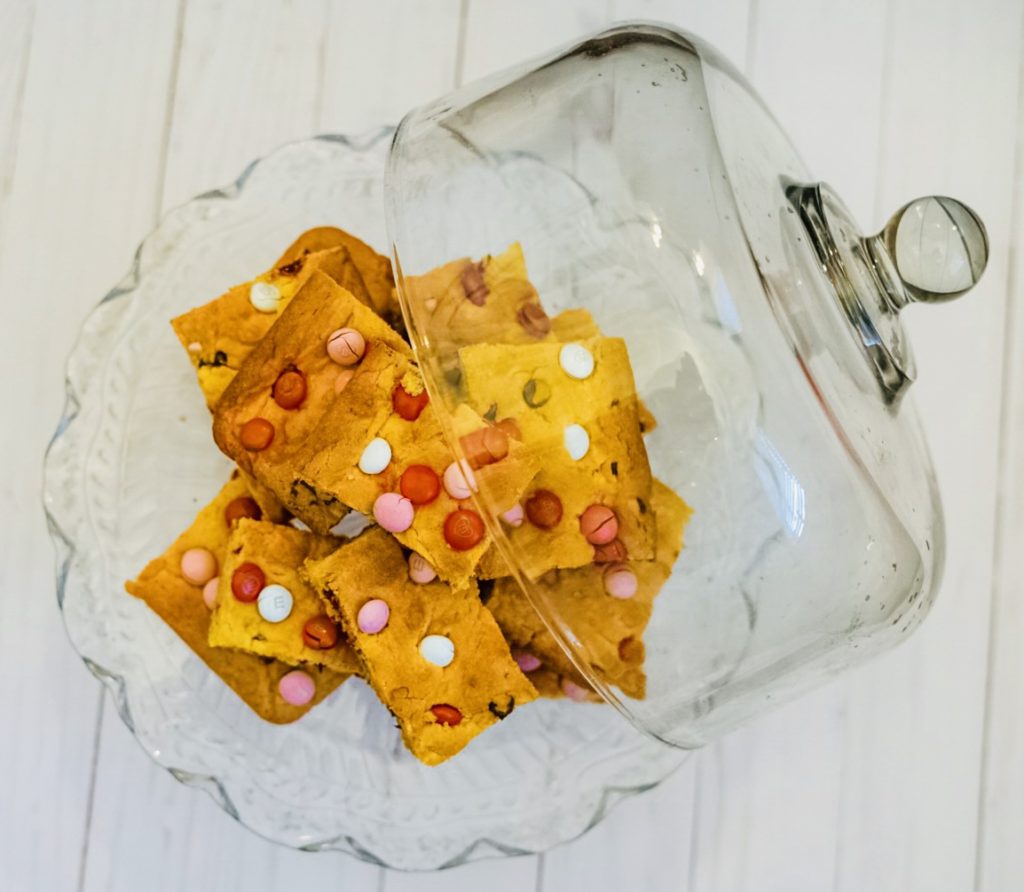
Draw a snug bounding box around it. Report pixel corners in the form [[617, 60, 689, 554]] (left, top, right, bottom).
[[278, 670, 315, 706], [357, 598, 390, 634], [512, 650, 542, 672], [603, 563, 638, 599], [442, 459, 476, 500], [373, 492, 414, 532], [180, 547, 217, 585], [561, 679, 590, 702], [326, 327, 366, 366], [408, 552, 437, 584], [500, 503, 525, 527], [202, 577, 219, 610]]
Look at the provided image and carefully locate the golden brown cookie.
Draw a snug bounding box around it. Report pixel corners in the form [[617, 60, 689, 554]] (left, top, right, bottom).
[[208, 519, 360, 675], [124, 474, 350, 723], [214, 272, 538, 585], [303, 528, 537, 765], [460, 337, 655, 579], [278, 226, 398, 326], [172, 240, 373, 409], [486, 479, 691, 699]]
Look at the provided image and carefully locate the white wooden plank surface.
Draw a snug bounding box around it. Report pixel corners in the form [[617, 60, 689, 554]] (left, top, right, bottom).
[[2, 1, 1022, 890], [834, 2, 1023, 890], [0, 2, 181, 890], [976, 48, 1024, 890]]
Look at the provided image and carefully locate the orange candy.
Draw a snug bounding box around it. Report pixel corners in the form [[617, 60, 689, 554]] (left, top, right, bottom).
[[392, 382, 429, 421], [231, 562, 265, 602], [272, 368, 307, 410], [443, 508, 485, 551], [431, 703, 463, 726], [223, 496, 261, 527], [239, 417, 274, 451], [400, 465, 441, 505]]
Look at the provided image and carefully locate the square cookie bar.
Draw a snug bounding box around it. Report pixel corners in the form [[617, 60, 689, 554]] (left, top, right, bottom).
[[275, 226, 398, 326], [303, 528, 537, 765], [459, 336, 655, 579], [213, 271, 413, 529], [124, 473, 349, 723], [172, 238, 373, 409], [208, 519, 360, 676], [486, 479, 691, 699], [214, 273, 539, 585]]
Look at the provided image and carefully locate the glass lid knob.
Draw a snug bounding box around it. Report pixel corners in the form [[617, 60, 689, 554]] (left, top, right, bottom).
[[789, 183, 989, 404], [880, 196, 989, 305]]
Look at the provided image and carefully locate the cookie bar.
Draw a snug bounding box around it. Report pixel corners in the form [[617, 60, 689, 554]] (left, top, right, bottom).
[[303, 528, 537, 765], [405, 243, 548, 359], [213, 271, 412, 528], [124, 473, 349, 722], [214, 272, 539, 584], [275, 226, 398, 325], [459, 336, 655, 579], [486, 479, 691, 699], [208, 519, 360, 675], [172, 241, 374, 409]]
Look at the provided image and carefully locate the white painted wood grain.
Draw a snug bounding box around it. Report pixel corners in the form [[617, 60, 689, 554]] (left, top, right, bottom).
[[833, 2, 1022, 890], [0, 1, 183, 890], [976, 53, 1024, 890], [317, 0, 462, 134]]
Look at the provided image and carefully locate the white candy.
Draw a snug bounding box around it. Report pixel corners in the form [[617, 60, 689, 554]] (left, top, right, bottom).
[[443, 459, 477, 500], [257, 584, 293, 623], [559, 343, 595, 380], [419, 634, 455, 667], [358, 437, 392, 475], [563, 424, 590, 460], [249, 281, 282, 313]]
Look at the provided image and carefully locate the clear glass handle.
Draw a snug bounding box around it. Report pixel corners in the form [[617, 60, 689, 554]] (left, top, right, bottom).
[[876, 196, 989, 305]]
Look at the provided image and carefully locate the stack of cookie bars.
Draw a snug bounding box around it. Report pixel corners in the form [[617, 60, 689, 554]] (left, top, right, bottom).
[[126, 228, 691, 765]]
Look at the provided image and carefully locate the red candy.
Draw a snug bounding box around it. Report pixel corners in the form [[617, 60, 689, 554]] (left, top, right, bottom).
[[272, 368, 307, 410], [580, 505, 618, 545], [392, 382, 429, 421], [224, 496, 261, 526], [240, 417, 274, 451], [525, 490, 562, 529], [443, 509, 485, 550], [231, 562, 265, 602], [400, 465, 441, 505], [431, 704, 463, 726]]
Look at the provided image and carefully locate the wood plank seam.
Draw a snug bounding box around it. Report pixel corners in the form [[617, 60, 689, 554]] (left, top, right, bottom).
[[0, 0, 36, 256], [75, 691, 107, 892], [973, 12, 1024, 889]]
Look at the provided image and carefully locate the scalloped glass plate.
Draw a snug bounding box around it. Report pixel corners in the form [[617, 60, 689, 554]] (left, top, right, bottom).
[[41, 129, 686, 870]]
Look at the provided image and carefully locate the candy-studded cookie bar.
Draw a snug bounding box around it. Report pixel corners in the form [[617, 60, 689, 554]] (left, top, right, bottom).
[[486, 479, 692, 699], [208, 519, 360, 676], [214, 271, 540, 586], [172, 237, 373, 409], [303, 528, 537, 765], [459, 336, 656, 580], [212, 271, 413, 530], [124, 473, 350, 722]]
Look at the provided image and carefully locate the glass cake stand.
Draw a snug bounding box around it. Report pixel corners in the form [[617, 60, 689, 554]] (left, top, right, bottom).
[[41, 129, 691, 870]]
